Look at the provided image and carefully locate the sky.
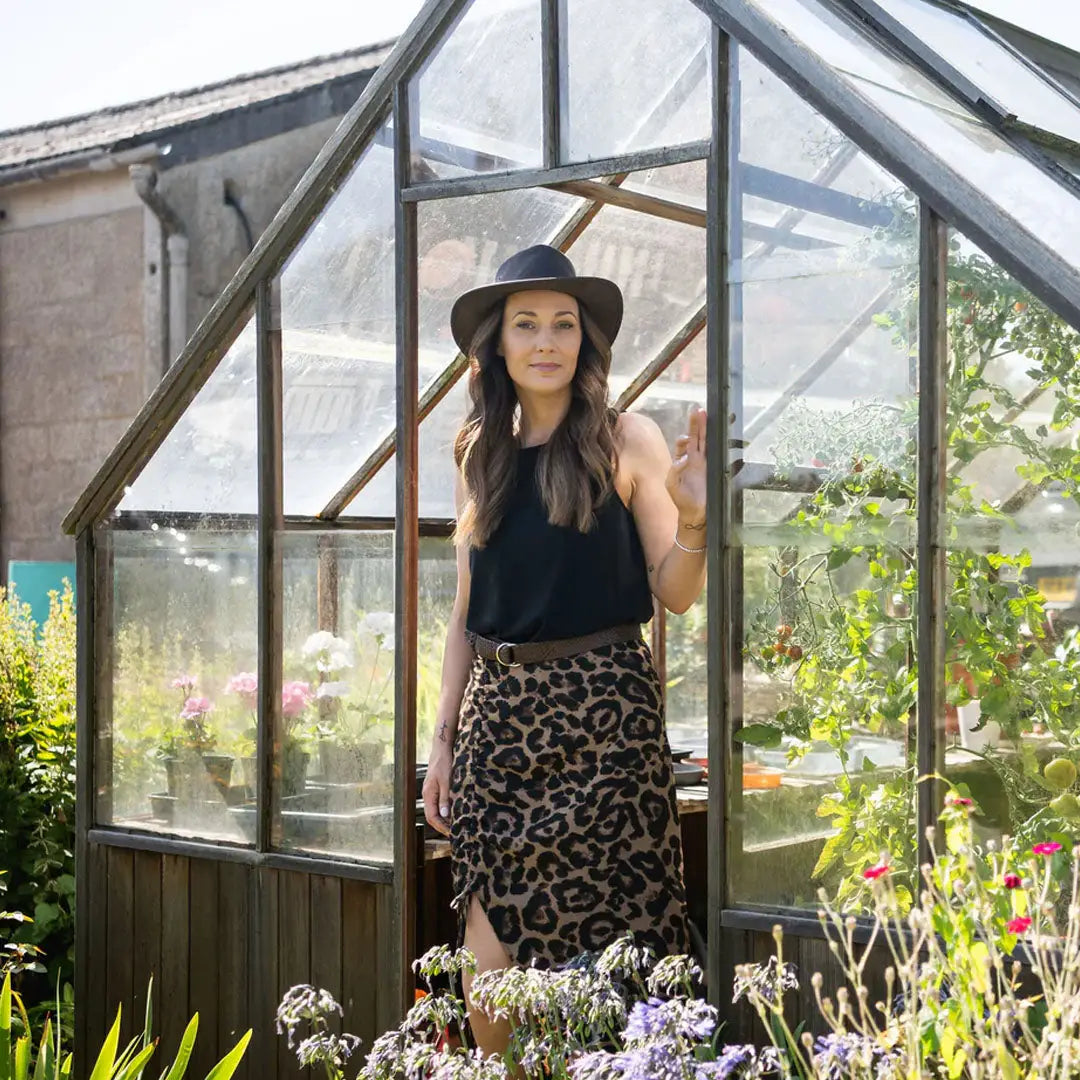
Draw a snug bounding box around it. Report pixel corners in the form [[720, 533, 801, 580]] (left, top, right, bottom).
[[0, 0, 1078, 132]]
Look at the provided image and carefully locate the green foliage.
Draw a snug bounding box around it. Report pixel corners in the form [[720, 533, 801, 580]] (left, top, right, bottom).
[[745, 233, 1080, 908], [744, 802, 1080, 1077], [0, 971, 249, 1080], [0, 588, 76, 1012]]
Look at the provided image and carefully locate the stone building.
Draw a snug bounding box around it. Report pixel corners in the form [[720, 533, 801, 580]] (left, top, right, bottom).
[[0, 42, 390, 595]]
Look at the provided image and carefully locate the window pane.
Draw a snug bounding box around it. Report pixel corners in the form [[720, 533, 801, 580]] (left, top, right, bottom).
[[279, 530, 396, 862], [729, 55, 920, 911], [410, 0, 542, 181], [120, 317, 256, 514], [564, 0, 711, 162], [750, 0, 1080, 270], [944, 233, 1080, 854], [349, 185, 584, 518], [280, 123, 395, 517], [101, 526, 257, 843], [875, 0, 1080, 146]]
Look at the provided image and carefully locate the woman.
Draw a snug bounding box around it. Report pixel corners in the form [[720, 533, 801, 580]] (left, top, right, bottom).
[[421, 244, 707, 1056]]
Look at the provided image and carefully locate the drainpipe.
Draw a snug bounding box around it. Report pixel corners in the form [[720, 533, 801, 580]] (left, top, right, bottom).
[[130, 164, 188, 369]]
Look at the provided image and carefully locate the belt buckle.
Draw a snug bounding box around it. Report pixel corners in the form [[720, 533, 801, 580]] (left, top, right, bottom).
[[494, 640, 521, 668]]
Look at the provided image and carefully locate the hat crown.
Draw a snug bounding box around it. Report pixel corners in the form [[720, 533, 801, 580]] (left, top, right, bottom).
[[494, 244, 576, 285]]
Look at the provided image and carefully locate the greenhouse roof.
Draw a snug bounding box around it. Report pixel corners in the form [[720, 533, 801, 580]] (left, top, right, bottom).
[[64, 0, 1080, 534]]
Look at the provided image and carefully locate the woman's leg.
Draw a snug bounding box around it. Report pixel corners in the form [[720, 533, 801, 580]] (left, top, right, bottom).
[[461, 895, 515, 1060]]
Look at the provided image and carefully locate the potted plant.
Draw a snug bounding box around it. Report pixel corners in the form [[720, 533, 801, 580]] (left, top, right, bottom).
[[310, 617, 395, 784], [229, 672, 314, 798], [158, 675, 232, 801]]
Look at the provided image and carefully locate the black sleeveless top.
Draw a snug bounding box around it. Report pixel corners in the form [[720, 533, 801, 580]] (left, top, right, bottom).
[[465, 444, 654, 642]]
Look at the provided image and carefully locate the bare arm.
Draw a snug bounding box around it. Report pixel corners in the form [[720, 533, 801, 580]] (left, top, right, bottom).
[[621, 408, 707, 616], [430, 471, 474, 759]]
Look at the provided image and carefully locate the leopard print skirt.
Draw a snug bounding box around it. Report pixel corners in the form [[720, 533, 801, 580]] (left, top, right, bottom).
[[449, 636, 689, 970]]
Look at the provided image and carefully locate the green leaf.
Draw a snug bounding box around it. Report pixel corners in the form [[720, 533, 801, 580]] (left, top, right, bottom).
[[159, 1017, 197, 1080], [87, 1009, 121, 1080], [31, 1021, 52, 1080], [203, 1032, 251, 1080], [12, 1040, 28, 1080], [733, 724, 783, 748], [1, 972, 13, 1080], [113, 1043, 156, 1080]]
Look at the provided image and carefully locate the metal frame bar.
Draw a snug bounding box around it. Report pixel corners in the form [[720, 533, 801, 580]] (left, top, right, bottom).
[[107, 509, 454, 535], [541, 0, 561, 169], [255, 279, 284, 853], [917, 204, 948, 866], [392, 79, 420, 1019], [706, 23, 733, 1007], [544, 179, 705, 227], [85, 827, 394, 883], [614, 306, 706, 411], [63, 0, 467, 537], [836, 0, 1080, 200], [400, 141, 711, 202], [73, 528, 95, 1074], [687, 0, 1080, 332]]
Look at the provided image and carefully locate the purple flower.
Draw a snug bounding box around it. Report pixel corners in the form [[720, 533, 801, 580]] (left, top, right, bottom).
[[697, 1045, 780, 1078], [624, 997, 668, 1041], [813, 1032, 899, 1079]]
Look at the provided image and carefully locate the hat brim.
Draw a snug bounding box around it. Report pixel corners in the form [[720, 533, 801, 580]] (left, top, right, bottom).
[[450, 276, 624, 356]]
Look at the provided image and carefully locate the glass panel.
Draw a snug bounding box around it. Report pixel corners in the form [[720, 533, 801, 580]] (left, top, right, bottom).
[[349, 185, 584, 518], [875, 0, 1080, 146], [410, 0, 542, 181], [273, 531, 456, 862], [750, 0, 1080, 269], [101, 526, 257, 842], [729, 54, 920, 911], [280, 123, 396, 517], [944, 232, 1080, 854], [564, 0, 711, 162], [120, 317, 256, 514]]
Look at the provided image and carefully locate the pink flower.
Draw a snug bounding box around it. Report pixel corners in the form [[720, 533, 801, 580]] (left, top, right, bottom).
[[1006, 916, 1032, 934], [226, 672, 259, 704], [1032, 842, 1063, 856], [179, 696, 212, 720], [946, 795, 973, 808], [171, 674, 197, 692], [281, 680, 313, 719], [862, 862, 890, 881], [1003, 873, 1022, 889]]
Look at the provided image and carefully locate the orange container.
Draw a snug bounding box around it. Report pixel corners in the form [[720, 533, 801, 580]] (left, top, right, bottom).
[[742, 763, 782, 789]]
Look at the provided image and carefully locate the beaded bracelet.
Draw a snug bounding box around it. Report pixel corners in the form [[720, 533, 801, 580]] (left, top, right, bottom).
[[673, 533, 706, 554]]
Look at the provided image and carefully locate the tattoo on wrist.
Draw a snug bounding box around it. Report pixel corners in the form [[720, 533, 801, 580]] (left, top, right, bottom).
[[438, 721, 449, 742], [678, 519, 706, 531], [647, 563, 655, 575]]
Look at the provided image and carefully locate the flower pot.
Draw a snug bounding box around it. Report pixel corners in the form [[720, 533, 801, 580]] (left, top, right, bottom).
[[282, 743, 310, 797], [163, 752, 233, 799], [319, 739, 387, 783]]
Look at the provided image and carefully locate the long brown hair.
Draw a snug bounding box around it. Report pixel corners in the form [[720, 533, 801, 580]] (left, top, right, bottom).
[[453, 298, 618, 548]]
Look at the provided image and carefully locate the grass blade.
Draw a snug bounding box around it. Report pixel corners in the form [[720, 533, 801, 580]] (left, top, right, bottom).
[[158, 1016, 197, 1080], [86, 1009, 121, 1080], [13, 1038, 28, 1080], [202, 1031, 251, 1080], [31, 1019, 52, 1080], [1, 972, 13, 1080]]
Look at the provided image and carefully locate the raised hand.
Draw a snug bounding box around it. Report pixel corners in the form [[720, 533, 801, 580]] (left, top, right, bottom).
[[666, 405, 707, 525]]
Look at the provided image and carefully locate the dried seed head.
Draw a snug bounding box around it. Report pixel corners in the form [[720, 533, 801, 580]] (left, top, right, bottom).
[[811, 972, 823, 990]]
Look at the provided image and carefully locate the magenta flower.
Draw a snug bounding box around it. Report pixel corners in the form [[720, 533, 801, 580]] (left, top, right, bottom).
[[171, 674, 197, 692], [1006, 916, 1032, 934], [179, 696, 212, 720], [281, 680, 314, 719], [1003, 873, 1022, 889], [862, 862, 890, 881], [226, 672, 259, 705], [1033, 842, 1063, 856], [946, 795, 973, 808]]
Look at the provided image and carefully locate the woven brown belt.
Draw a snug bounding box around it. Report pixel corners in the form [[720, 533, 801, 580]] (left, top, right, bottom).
[[466, 622, 643, 667]]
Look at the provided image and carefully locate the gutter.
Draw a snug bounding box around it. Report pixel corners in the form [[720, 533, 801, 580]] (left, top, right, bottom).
[[130, 164, 188, 369], [0, 143, 161, 189]]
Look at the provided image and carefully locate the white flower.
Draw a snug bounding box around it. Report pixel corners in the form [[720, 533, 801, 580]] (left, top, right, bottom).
[[358, 611, 395, 645], [316, 681, 351, 700], [301, 630, 353, 673]]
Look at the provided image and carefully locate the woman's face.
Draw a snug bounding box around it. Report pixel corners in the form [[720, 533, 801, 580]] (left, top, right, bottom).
[[498, 289, 582, 397]]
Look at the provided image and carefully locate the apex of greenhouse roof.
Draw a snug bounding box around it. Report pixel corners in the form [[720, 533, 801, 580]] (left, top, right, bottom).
[[0, 40, 395, 185]]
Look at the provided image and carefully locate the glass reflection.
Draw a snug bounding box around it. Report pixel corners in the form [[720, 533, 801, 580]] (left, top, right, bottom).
[[103, 525, 258, 842]]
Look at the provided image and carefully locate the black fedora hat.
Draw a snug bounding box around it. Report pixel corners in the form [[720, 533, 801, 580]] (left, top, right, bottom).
[[450, 245, 623, 355]]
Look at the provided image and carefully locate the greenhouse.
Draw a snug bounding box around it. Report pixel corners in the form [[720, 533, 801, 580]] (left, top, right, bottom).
[[64, 0, 1080, 1073]]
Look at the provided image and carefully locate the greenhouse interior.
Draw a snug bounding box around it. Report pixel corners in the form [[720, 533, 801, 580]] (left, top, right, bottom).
[[64, 0, 1080, 1073]]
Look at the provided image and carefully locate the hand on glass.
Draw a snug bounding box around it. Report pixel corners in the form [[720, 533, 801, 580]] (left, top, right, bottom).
[[666, 405, 707, 526]]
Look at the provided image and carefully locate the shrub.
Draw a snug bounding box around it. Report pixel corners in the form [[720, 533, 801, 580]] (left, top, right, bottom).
[[0, 585, 76, 1013]]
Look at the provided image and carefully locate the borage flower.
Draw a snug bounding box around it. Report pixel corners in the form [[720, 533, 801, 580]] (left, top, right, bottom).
[[1033, 841, 1063, 856]]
